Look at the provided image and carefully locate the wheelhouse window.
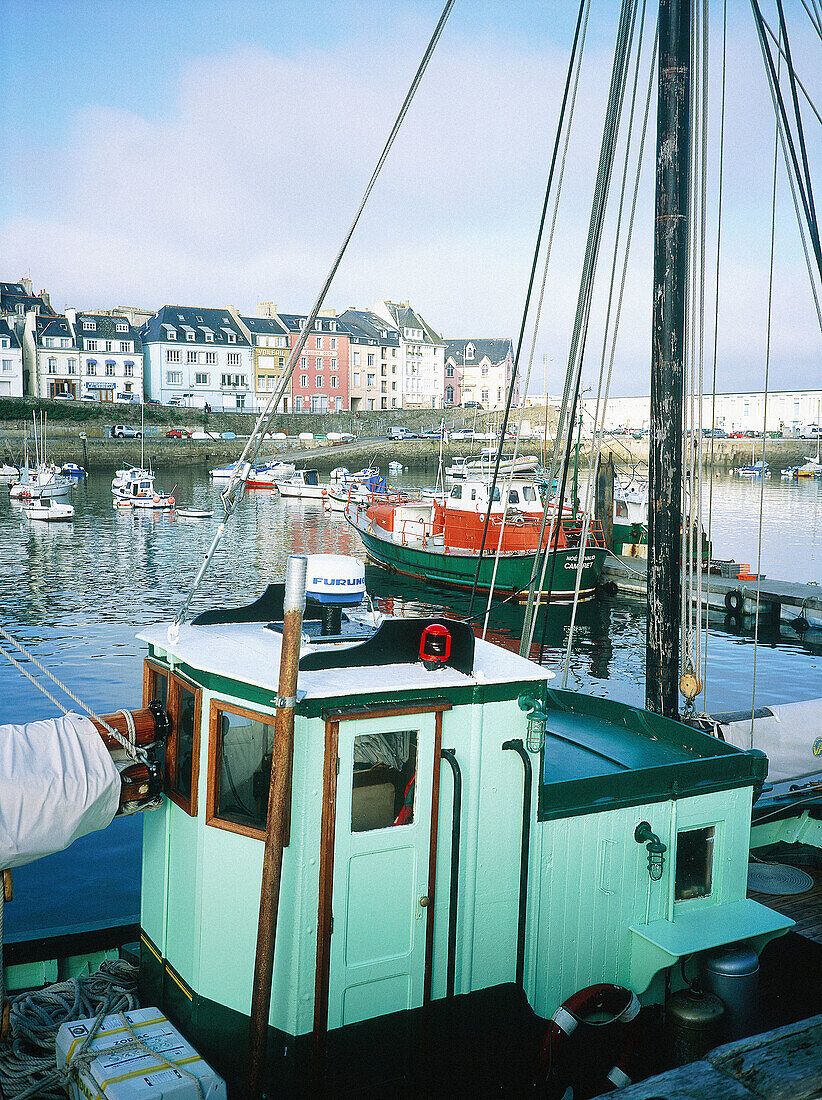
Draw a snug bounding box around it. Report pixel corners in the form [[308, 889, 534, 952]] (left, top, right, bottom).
[[165, 674, 201, 815], [143, 659, 169, 711], [351, 731, 417, 832], [207, 701, 277, 837], [675, 826, 715, 902]]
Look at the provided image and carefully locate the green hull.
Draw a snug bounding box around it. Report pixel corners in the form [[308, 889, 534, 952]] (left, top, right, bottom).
[[352, 522, 605, 600]]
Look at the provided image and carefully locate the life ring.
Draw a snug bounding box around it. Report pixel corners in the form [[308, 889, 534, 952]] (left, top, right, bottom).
[[153, 494, 161, 504], [168, 496, 175, 506], [541, 984, 641, 1096], [724, 589, 744, 613]]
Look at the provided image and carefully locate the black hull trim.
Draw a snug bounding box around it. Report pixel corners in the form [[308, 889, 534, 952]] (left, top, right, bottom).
[[140, 932, 543, 1097]]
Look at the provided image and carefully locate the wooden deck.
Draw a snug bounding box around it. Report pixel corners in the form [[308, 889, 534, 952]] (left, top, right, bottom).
[[749, 864, 822, 944]]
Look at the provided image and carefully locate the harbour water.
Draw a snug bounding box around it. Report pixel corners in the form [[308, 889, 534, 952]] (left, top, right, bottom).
[[1, 464, 821, 942]]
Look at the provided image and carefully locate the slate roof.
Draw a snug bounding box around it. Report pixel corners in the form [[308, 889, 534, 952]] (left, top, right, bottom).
[[141, 305, 250, 346], [0, 282, 55, 318], [445, 339, 514, 366], [337, 309, 400, 347], [378, 301, 444, 346], [35, 314, 76, 347], [241, 315, 289, 339], [74, 312, 143, 352], [274, 312, 358, 340], [0, 319, 21, 348]]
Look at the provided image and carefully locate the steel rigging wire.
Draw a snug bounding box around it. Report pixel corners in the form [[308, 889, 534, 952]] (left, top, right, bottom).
[[533, 0, 642, 664], [172, 0, 456, 630], [562, 4, 657, 687], [466, 0, 590, 617]]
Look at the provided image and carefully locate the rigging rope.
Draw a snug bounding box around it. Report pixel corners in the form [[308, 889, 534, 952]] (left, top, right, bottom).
[[172, 0, 456, 632], [562, 3, 656, 686], [534, 0, 641, 664], [702, 0, 729, 712], [749, 17, 782, 748], [0, 625, 146, 763], [467, 0, 590, 617]]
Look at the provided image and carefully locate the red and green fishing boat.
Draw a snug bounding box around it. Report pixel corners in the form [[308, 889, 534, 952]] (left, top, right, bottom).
[[345, 476, 607, 600]]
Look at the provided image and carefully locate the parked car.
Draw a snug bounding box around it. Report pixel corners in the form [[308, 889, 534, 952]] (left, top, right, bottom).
[[53, 393, 74, 401], [387, 427, 418, 441], [801, 424, 821, 439], [463, 401, 484, 409], [166, 428, 191, 439], [450, 428, 475, 440], [729, 431, 745, 438], [421, 428, 445, 439], [111, 424, 141, 438]]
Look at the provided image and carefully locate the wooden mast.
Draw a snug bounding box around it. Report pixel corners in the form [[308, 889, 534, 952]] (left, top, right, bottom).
[[647, 0, 691, 717]]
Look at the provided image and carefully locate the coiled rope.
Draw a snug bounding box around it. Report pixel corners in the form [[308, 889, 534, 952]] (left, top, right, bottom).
[[0, 960, 138, 1099]]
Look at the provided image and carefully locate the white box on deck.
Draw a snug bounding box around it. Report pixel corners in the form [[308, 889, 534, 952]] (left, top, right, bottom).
[[55, 1006, 227, 1100]]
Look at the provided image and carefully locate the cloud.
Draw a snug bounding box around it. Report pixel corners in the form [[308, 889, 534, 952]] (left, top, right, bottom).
[[2, 7, 820, 398]]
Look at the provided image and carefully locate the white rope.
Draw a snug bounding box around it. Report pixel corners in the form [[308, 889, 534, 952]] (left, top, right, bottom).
[[118, 707, 137, 754], [0, 624, 146, 764]]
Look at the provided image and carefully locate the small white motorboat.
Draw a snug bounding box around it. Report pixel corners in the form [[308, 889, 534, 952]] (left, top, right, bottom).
[[278, 469, 329, 499], [176, 508, 214, 519], [0, 463, 19, 485], [61, 463, 86, 477], [23, 498, 75, 522]]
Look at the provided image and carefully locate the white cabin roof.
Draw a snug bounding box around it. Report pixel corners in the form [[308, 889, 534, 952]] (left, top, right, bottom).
[[139, 615, 550, 701]]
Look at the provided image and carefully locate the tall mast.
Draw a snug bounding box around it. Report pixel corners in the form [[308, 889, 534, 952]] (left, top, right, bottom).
[[646, 0, 691, 716]]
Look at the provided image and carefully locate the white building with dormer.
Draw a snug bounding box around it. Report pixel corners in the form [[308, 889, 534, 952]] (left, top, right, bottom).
[[141, 306, 252, 411], [371, 300, 445, 410], [65, 309, 144, 404], [444, 338, 518, 409], [0, 319, 23, 397]]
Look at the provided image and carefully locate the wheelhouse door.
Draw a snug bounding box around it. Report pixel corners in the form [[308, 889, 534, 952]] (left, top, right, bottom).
[[321, 708, 442, 1032]]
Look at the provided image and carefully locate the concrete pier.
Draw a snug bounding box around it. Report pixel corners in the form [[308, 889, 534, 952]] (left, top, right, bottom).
[[602, 555, 822, 629]]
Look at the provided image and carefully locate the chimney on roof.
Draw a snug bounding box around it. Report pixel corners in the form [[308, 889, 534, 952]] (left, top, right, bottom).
[[20, 277, 32, 296], [319, 308, 337, 317], [40, 291, 51, 308]]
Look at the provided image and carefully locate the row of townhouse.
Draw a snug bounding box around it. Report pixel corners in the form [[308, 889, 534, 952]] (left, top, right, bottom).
[[140, 300, 449, 412], [0, 280, 144, 403], [1, 277, 519, 411]]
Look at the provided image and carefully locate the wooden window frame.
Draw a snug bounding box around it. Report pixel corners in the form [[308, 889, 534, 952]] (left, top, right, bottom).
[[163, 672, 202, 817], [142, 658, 169, 709], [206, 699, 278, 841]]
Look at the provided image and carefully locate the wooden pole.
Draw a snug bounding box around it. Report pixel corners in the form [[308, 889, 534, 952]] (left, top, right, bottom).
[[247, 554, 307, 1100], [647, 0, 690, 717]]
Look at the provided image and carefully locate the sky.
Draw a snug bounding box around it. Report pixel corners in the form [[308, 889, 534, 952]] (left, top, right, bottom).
[[1, 0, 820, 398]]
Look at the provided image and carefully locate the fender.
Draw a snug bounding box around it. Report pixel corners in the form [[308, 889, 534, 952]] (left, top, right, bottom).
[[541, 984, 642, 1095]]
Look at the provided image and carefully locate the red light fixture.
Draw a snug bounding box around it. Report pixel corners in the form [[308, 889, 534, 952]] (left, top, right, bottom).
[[420, 623, 451, 669]]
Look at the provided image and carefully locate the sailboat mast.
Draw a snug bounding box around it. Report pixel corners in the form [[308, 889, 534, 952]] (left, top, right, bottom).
[[646, 0, 691, 717]]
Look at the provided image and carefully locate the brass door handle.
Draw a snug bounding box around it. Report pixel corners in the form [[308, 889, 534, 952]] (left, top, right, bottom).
[[419, 896, 429, 908]]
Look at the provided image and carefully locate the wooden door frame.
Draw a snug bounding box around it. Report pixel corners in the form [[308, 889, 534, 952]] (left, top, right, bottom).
[[313, 700, 449, 1048]]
